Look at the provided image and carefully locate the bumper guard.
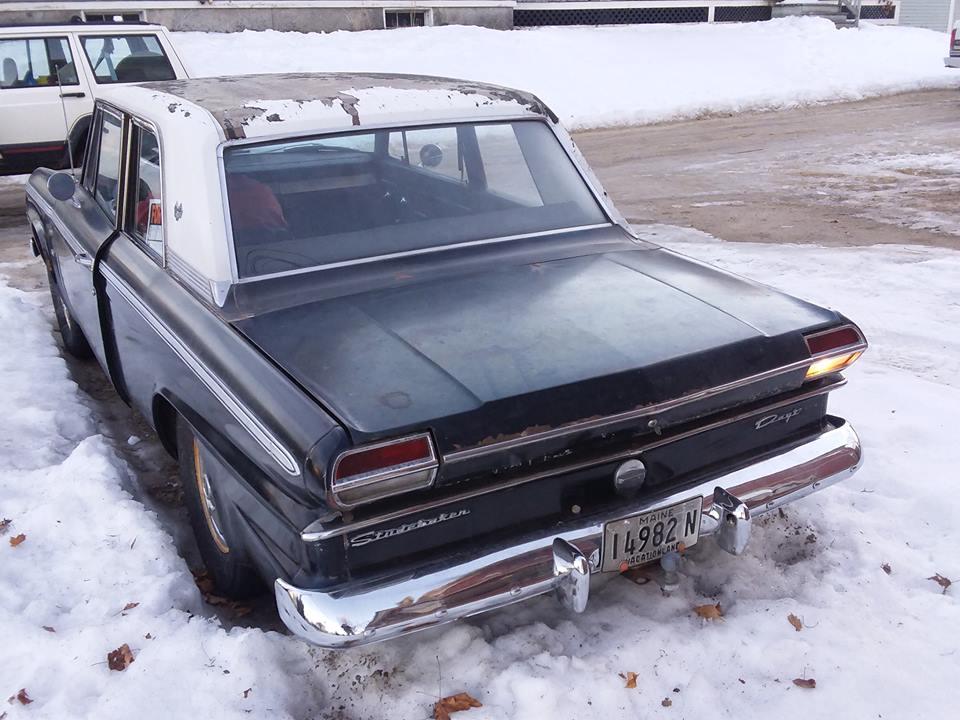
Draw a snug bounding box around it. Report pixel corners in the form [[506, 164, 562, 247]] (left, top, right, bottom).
[[276, 418, 861, 648]]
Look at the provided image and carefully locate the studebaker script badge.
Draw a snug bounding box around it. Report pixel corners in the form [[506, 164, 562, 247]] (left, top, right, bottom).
[[348, 508, 471, 548]]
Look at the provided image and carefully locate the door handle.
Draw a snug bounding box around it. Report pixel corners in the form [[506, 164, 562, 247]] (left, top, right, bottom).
[[60, 91, 86, 99], [75, 252, 93, 268]]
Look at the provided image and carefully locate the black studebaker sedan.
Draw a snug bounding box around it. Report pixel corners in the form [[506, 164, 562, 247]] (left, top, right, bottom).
[[24, 73, 865, 648]]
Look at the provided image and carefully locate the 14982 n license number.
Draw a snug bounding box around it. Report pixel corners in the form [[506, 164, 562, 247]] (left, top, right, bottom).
[[600, 496, 703, 572]]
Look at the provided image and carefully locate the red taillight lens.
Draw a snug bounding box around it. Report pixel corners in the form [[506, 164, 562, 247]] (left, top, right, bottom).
[[331, 433, 438, 507], [803, 324, 867, 380]]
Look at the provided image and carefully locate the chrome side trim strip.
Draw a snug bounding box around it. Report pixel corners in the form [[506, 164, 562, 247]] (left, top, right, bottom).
[[166, 248, 214, 303], [279, 418, 862, 648], [100, 263, 301, 477], [302, 376, 844, 542], [442, 343, 864, 464], [25, 184, 89, 262]]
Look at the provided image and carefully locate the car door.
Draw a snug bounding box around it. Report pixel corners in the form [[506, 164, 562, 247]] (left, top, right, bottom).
[[48, 104, 126, 367], [0, 33, 91, 174]]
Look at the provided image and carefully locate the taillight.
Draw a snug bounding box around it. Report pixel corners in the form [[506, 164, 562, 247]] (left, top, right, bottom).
[[331, 433, 438, 507], [803, 324, 867, 381]]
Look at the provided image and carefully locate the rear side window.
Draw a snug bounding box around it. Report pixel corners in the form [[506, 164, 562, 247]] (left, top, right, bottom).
[[94, 111, 124, 223], [127, 125, 164, 259], [80, 34, 175, 84], [0, 37, 78, 88]]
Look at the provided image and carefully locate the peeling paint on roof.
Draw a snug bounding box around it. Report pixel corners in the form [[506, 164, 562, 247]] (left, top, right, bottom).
[[136, 72, 555, 139]]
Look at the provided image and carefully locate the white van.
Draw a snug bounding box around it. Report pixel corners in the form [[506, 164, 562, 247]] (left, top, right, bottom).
[[0, 21, 187, 176]]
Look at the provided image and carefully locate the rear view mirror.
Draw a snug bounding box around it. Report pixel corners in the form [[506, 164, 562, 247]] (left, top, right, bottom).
[[419, 143, 443, 168], [47, 171, 76, 202]]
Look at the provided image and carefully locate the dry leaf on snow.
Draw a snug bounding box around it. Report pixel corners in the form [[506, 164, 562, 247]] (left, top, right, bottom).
[[661, 697, 673, 707], [9, 534, 26, 547], [433, 692, 482, 720], [0, 518, 11, 535], [792, 678, 816, 689], [42, 626, 55, 633], [620, 671, 638, 689], [694, 603, 723, 621], [787, 614, 802, 632], [121, 602, 139, 614], [12, 689, 32, 704], [107, 643, 135, 671], [242, 688, 252, 699], [881, 563, 892, 575], [928, 573, 952, 594]]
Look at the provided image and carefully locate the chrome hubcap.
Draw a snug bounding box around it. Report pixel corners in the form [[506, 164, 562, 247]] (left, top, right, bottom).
[[193, 439, 230, 553]]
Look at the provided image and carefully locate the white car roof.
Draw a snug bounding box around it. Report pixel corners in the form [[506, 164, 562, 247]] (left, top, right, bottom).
[[0, 23, 169, 35], [97, 72, 556, 140]]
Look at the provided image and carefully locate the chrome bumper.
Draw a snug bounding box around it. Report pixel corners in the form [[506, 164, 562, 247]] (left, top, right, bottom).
[[945, 56, 960, 68], [276, 418, 862, 648]]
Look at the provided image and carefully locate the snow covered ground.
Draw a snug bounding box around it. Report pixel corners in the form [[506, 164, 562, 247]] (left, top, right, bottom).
[[2, 216, 957, 718], [175, 18, 960, 130]]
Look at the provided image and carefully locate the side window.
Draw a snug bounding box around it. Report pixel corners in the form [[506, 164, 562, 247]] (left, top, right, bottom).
[[80, 34, 176, 84], [0, 37, 78, 88], [388, 127, 465, 183], [93, 111, 123, 223], [127, 125, 164, 259], [475, 125, 542, 206], [82, 110, 104, 192]]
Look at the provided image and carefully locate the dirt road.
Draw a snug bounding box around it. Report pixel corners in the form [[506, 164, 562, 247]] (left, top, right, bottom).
[[575, 89, 960, 248]]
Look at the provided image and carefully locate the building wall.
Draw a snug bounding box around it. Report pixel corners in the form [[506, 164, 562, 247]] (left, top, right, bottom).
[[0, 2, 513, 33], [899, 0, 953, 30]]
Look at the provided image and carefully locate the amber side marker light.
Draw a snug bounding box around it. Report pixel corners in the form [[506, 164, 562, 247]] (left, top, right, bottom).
[[803, 325, 866, 381]]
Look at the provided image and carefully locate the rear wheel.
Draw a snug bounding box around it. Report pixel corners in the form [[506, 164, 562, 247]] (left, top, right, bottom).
[[47, 270, 92, 359], [177, 418, 262, 599]]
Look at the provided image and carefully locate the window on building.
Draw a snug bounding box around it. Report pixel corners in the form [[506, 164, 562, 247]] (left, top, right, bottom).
[[384, 10, 428, 28]]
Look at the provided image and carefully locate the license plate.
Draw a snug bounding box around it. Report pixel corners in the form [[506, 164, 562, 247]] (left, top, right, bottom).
[[601, 496, 703, 572]]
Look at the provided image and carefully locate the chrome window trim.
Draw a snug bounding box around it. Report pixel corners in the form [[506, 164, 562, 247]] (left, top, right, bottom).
[[125, 116, 166, 268], [232, 223, 614, 285], [302, 376, 846, 542], [99, 263, 301, 477], [216, 115, 630, 289]]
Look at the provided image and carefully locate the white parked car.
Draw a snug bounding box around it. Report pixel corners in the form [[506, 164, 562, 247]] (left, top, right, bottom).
[[947, 19, 960, 68], [0, 21, 187, 176]]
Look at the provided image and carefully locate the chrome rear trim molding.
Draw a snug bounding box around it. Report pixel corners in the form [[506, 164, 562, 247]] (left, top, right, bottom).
[[278, 418, 862, 648], [302, 376, 845, 542], [441, 348, 862, 464]]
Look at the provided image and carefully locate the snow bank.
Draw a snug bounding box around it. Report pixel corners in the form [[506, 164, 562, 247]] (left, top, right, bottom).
[[174, 18, 960, 130], [2, 230, 958, 718]]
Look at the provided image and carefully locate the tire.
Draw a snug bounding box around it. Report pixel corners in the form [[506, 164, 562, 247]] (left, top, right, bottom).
[[47, 270, 93, 359], [177, 418, 262, 599]]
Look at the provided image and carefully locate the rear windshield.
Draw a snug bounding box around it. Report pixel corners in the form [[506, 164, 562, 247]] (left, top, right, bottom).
[[223, 120, 608, 279], [80, 34, 175, 84]]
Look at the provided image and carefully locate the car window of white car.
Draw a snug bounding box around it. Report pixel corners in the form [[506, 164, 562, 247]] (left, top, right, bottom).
[[93, 111, 123, 223], [388, 127, 466, 183], [475, 124, 542, 206], [79, 34, 176, 84], [126, 124, 164, 261], [0, 36, 79, 88]]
